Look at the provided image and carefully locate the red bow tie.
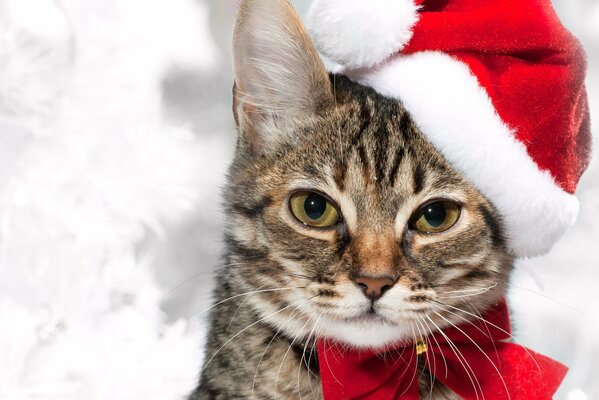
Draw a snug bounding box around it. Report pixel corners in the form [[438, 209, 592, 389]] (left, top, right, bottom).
[[317, 300, 567, 399]]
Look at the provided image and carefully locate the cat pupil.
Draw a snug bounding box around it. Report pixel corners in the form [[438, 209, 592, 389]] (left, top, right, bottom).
[[304, 193, 326, 220], [424, 202, 447, 227]]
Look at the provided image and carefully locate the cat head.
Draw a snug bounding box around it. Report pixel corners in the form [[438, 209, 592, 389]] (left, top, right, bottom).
[[226, 0, 513, 348]]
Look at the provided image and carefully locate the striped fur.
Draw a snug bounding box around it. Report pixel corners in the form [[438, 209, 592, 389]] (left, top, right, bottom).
[[191, 1, 514, 398]]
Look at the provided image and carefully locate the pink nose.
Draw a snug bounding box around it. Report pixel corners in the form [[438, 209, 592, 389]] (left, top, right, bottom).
[[352, 275, 396, 300]]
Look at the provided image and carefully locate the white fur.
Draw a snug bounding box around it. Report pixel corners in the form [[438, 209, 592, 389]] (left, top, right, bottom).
[[344, 52, 579, 257], [317, 316, 415, 348], [306, 0, 420, 69], [315, 282, 427, 348], [249, 284, 418, 349], [251, 277, 440, 349]]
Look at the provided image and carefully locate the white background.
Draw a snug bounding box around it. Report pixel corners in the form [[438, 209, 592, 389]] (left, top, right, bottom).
[[0, 0, 597, 399]]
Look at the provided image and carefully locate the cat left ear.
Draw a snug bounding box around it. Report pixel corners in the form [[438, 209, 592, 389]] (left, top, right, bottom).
[[232, 0, 333, 153]]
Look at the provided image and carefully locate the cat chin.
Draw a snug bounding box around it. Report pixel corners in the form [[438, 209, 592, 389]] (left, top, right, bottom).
[[251, 298, 415, 349], [316, 317, 416, 349]]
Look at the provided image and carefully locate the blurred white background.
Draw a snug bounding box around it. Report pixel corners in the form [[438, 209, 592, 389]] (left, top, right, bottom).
[[0, 0, 597, 399]]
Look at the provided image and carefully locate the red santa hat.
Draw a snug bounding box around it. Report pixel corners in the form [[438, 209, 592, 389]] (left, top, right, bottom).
[[307, 0, 591, 257]]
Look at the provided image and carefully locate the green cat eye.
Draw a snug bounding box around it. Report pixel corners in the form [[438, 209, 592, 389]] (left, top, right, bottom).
[[410, 201, 461, 233], [289, 191, 339, 228]]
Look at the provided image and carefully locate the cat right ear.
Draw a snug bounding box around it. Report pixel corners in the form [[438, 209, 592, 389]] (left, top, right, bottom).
[[232, 0, 333, 153]]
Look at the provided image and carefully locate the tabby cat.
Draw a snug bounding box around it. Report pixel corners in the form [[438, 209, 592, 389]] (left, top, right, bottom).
[[191, 0, 513, 398]]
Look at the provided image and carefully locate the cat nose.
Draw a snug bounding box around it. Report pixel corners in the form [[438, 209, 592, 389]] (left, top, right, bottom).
[[352, 274, 396, 300]]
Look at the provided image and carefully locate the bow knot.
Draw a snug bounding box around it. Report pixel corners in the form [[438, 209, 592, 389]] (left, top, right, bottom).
[[317, 300, 567, 399]]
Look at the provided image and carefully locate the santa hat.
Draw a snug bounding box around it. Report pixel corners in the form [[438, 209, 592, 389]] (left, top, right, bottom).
[[307, 0, 591, 257]]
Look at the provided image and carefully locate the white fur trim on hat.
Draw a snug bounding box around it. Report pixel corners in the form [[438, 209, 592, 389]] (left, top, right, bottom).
[[345, 52, 579, 258], [306, 0, 420, 69]]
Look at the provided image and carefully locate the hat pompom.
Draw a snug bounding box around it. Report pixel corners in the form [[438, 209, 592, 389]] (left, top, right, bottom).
[[307, 0, 420, 69]]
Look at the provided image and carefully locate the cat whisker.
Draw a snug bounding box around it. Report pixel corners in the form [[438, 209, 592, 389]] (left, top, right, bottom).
[[433, 300, 504, 384], [422, 314, 449, 379], [411, 317, 431, 389], [251, 303, 304, 399], [298, 315, 322, 378], [509, 284, 592, 317], [414, 317, 436, 399], [436, 282, 498, 295], [419, 315, 448, 400], [431, 299, 542, 374], [425, 314, 484, 400], [464, 298, 502, 365], [393, 320, 419, 398], [251, 327, 280, 400], [201, 298, 308, 380], [162, 262, 312, 301], [430, 307, 511, 400], [160, 261, 246, 300], [225, 282, 270, 335], [436, 293, 491, 300], [389, 340, 411, 370], [306, 317, 324, 399], [431, 302, 492, 340], [190, 286, 306, 321], [274, 313, 314, 397], [320, 338, 346, 388], [436, 284, 497, 299], [296, 316, 317, 399]]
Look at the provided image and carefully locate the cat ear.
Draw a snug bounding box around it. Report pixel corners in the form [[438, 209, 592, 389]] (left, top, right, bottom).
[[232, 0, 333, 153]]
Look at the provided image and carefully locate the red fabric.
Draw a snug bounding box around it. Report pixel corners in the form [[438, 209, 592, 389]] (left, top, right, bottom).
[[317, 300, 567, 399], [401, 0, 591, 193]]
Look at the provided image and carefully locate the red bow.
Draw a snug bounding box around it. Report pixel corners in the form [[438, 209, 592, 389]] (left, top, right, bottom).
[[317, 300, 567, 399]]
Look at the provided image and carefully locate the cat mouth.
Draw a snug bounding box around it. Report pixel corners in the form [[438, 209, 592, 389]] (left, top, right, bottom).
[[337, 305, 429, 327], [343, 309, 395, 325]]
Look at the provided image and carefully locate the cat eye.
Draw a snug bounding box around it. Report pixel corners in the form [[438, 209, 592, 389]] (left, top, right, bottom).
[[289, 191, 340, 228], [410, 201, 461, 233]]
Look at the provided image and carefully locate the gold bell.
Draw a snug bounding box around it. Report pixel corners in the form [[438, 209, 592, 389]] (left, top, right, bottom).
[[415, 338, 428, 355]]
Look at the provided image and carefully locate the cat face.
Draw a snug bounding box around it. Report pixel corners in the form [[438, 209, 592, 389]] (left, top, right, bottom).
[[226, 0, 513, 348]]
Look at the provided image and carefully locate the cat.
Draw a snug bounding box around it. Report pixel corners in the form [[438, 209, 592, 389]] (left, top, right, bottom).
[[190, 0, 513, 398]]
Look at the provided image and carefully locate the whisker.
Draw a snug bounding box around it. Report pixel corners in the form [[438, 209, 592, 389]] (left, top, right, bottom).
[[430, 301, 492, 340], [161, 262, 312, 300], [189, 286, 305, 320], [431, 307, 511, 400], [436, 282, 498, 295], [436, 284, 497, 300], [465, 299, 501, 369], [322, 338, 344, 387], [251, 304, 303, 399], [410, 319, 429, 388], [225, 283, 269, 335], [251, 329, 280, 399], [510, 284, 592, 317], [390, 340, 411, 369], [419, 315, 448, 379], [414, 317, 436, 399], [426, 314, 483, 400], [274, 314, 313, 397], [200, 299, 306, 379], [431, 299, 542, 374], [298, 315, 321, 399], [160, 261, 245, 300], [395, 320, 419, 399]]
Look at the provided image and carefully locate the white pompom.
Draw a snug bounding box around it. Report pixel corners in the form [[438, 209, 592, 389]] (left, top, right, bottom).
[[307, 0, 420, 69]]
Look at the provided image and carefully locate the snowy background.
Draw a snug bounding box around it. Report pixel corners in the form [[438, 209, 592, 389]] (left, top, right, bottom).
[[0, 0, 597, 399]]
